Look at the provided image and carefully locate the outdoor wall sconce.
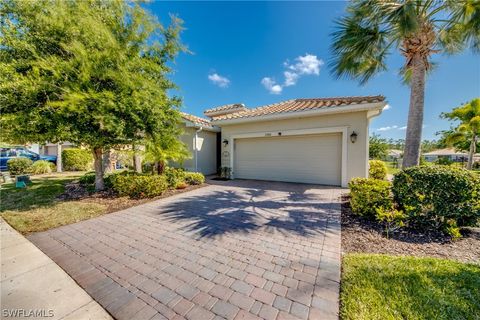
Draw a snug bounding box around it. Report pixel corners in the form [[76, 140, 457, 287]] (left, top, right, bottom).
[[350, 131, 358, 143], [223, 139, 229, 147]]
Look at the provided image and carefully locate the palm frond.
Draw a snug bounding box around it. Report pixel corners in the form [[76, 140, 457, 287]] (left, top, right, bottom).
[[329, 13, 392, 84]]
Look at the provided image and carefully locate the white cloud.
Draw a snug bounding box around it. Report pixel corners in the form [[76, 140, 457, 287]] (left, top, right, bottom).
[[284, 71, 299, 87], [208, 73, 230, 88], [261, 54, 323, 94], [399, 126, 407, 130], [377, 125, 399, 132], [383, 104, 391, 110], [286, 54, 323, 76], [261, 77, 282, 94]]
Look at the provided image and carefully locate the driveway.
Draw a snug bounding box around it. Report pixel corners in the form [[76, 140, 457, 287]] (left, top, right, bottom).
[[29, 180, 343, 320]]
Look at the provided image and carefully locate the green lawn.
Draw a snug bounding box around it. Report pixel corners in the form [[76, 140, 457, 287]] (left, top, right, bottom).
[[384, 161, 400, 175], [0, 172, 106, 234], [341, 254, 480, 320]]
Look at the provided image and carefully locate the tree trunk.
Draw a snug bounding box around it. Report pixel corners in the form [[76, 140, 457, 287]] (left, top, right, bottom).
[[56, 143, 62, 173], [403, 54, 426, 168], [156, 161, 165, 175], [103, 149, 113, 174], [93, 147, 105, 191], [467, 134, 477, 170], [133, 144, 142, 173]]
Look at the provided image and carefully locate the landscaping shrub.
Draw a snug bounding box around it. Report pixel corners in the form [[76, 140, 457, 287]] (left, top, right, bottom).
[[164, 167, 186, 188], [62, 148, 93, 171], [7, 158, 33, 175], [184, 172, 205, 185], [393, 166, 480, 235], [79, 172, 96, 185], [368, 160, 387, 180], [109, 173, 168, 198], [30, 160, 55, 174], [434, 157, 454, 166], [349, 178, 393, 218]]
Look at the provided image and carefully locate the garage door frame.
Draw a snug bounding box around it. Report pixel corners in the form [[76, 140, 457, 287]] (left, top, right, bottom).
[[227, 126, 348, 187]]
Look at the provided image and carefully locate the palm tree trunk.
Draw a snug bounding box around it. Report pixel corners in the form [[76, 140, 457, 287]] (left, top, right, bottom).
[[93, 147, 104, 191], [133, 144, 142, 173], [467, 134, 477, 170], [403, 54, 426, 168], [56, 143, 62, 173]]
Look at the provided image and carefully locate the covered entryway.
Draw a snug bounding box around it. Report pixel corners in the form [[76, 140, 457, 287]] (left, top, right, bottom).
[[234, 132, 342, 185]]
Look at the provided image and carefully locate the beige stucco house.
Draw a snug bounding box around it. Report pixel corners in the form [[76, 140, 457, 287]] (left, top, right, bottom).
[[181, 95, 386, 187], [178, 113, 220, 175]]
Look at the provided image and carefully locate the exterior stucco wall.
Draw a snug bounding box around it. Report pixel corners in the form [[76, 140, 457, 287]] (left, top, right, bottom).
[[219, 111, 370, 183], [174, 125, 217, 175]]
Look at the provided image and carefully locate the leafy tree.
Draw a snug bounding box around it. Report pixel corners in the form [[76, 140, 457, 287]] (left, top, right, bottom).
[[369, 133, 389, 159], [420, 139, 441, 153], [441, 98, 480, 169], [1, 0, 184, 190], [331, 0, 480, 168]]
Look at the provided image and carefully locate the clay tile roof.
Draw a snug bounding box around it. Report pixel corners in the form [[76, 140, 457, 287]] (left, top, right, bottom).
[[204, 103, 248, 117], [209, 95, 385, 121], [180, 112, 213, 128]]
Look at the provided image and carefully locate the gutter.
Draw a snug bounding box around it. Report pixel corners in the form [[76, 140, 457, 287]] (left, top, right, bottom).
[[211, 101, 387, 125]]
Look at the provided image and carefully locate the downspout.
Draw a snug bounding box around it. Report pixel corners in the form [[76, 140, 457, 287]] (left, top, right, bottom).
[[194, 127, 203, 172]]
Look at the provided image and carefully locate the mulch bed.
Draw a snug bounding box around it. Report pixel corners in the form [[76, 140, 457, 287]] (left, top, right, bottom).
[[341, 196, 480, 264], [57, 181, 207, 215]]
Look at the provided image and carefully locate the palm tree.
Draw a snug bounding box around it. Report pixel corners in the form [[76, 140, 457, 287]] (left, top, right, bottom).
[[144, 135, 190, 175], [441, 98, 480, 169], [330, 0, 480, 168]]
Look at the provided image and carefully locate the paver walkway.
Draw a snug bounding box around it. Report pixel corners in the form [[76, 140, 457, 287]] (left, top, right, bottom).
[[1, 218, 111, 320], [28, 180, 343, 320]]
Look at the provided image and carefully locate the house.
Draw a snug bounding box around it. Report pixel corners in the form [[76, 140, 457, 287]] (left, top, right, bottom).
[[423, 148, 468, 162], [386, 149, 402, 161], [190, 95, 386, 187], [177, 113, 220, 175]]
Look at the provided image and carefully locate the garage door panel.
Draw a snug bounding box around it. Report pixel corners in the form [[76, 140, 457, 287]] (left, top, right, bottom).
[[234, 133, 342, 186]]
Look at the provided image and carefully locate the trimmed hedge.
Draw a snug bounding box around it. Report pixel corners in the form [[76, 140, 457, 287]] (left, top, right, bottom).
[[184, 172, 205, 185], [109, 173, 168, 198], [349, 178, 393, 218], [164, 167, 186, 188], [393, 166, 480, 231], [7, 158, 33, 175], [79, 171, 96, 185], [369, 160, 387, 180], [30, 160, 55, 174], [62, 148, 93, 171]]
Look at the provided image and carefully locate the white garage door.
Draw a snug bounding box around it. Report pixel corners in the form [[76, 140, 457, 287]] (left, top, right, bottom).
[[234, 133, 342, 185]]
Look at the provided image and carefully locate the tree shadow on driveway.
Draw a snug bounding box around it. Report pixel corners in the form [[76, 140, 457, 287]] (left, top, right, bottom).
[[157, 187, 337, 239]]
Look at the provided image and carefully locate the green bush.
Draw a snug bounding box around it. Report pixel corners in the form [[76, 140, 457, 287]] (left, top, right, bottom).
[[184, 172, 205, 185], [62, 148, 93, 171], [164, 167, 186, 188], [30, 160, 55, 174], [369, 160, 387, 180], [393, 166, 480, 233], [7, 157, 33, 175], [349, 178, 393, 218], [435, 157, 454, 166], [79, 172, 96, 185], [109, 173, 168, 198]]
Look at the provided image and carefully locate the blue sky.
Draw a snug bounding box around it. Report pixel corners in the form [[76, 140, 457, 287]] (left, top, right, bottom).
[[148, 1, 480, 140]]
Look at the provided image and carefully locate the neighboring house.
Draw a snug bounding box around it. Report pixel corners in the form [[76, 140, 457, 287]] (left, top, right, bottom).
[[196, 95, 386, 187], [178, 113, 220, 175], [423, 148, 468, 162], [386, 149, 402, 161], [28, 142, 76, 156]]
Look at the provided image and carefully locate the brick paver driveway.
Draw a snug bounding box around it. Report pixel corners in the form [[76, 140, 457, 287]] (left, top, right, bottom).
[[29, 180, 343, 320]]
